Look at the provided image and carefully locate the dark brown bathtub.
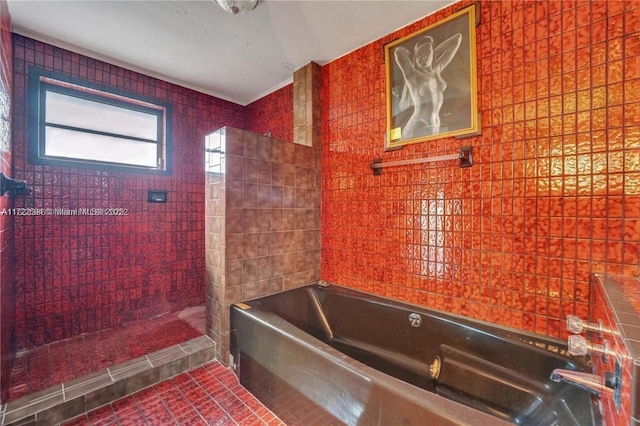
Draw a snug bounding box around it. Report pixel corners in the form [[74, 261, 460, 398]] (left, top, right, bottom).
[[230, 283, 602, 425]]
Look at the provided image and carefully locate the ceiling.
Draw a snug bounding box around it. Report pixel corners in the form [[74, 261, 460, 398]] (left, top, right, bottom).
[[8, 0, 455, 106]]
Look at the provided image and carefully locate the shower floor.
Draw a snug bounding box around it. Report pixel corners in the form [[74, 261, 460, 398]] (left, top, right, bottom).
[[8, 305, 206, 402]]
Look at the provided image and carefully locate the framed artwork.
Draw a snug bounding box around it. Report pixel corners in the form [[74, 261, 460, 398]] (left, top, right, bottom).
[[384, 4, 479, 150]]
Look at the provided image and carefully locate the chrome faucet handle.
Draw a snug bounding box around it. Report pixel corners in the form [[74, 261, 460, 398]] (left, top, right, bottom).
[[568, 335, 588, 356], [568, 335, 614, 363], [566, 315, 586, 334], [566, 315, 605, 337]]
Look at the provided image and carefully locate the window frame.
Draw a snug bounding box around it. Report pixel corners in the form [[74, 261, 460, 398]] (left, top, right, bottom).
[[28, 67, 172, 174]]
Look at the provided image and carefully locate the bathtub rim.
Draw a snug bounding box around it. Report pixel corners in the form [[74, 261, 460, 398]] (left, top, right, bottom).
[[245, 280, 579, 358]]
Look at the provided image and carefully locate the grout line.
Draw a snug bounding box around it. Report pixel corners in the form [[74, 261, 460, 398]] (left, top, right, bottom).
[[106, 367, 115, 382], [150, 382, 182, 425]]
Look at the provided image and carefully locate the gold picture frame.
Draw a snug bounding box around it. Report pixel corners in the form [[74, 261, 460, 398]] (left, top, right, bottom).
[[384, 4, 479, 150]]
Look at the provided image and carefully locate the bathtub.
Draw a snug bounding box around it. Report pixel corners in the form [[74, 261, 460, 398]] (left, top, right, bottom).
[[229, 283, 602, 425]]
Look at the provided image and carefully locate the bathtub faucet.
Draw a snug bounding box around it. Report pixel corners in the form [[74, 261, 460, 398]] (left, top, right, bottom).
[[550, 368, 619, 397]]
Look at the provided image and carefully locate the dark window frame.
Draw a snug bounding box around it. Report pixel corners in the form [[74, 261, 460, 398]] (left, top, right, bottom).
[[28, 67, 172, 174]]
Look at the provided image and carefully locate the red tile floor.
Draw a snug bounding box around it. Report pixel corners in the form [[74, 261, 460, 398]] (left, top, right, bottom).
[[62, 361, 285, 426], [8, 306, 206, 401]]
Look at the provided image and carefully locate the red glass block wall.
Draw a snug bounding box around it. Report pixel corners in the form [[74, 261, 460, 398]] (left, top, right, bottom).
[[0, 0, 14, 402], [11, 35, 245, 349], [321, 0, 640, 339]]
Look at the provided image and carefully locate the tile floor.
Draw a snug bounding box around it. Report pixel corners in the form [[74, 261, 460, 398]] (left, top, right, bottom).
[[9, 306, 206, 401], [61, 361, 285, 426]]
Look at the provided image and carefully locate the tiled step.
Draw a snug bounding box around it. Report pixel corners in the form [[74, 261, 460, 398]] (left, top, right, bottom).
[[1, 335, 215, 426], [8, 306, 206, 402], [60, 362, 286, 426]]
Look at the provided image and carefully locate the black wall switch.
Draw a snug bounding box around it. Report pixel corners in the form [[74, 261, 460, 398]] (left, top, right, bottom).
[[148, 190, 167, 203]]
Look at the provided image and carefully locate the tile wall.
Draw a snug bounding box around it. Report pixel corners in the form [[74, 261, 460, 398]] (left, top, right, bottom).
[[245, 85, 293, 142], [321, 0, 640, 339], [11, 35, 246, 349], [0, 0, 13, 402], [205, 127, 321, 363]]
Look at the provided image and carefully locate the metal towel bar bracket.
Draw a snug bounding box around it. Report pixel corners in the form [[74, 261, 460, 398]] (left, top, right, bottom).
[[370, 146, 473, 175]]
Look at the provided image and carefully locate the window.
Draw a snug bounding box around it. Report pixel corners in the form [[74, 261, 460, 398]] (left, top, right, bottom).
[[29, 68, 171, 173], [205, 129, 225, 174]]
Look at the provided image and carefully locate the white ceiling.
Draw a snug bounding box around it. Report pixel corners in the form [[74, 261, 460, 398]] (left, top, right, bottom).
[[8, 0, 455, 106]]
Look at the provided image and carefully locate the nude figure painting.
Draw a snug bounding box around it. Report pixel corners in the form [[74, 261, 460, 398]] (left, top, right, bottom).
[[385, 5, 480, 149]]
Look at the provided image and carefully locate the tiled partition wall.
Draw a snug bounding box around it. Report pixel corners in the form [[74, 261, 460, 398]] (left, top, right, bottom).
[[205, 154, 225, 361], [205, 127, 321, 364], [321, 0, 640, 339], [0, 0, 14, 402], [11, 35, 246, 349]]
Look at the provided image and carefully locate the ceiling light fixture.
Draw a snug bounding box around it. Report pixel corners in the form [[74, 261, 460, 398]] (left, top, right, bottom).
[[214, 0, 259, 15]]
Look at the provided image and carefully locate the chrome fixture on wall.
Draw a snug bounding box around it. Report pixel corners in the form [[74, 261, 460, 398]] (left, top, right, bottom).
[[566, 314, 609, 338], [214, 0, 258, 15], [0, 172, 30, 196], [565, 314, 614, 362], [557, 312, 623, 411], [551, 357, 622, 412], [567, 334, 615, 363], [550, 363, 620, 397], [370, 146, 473, 175]]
